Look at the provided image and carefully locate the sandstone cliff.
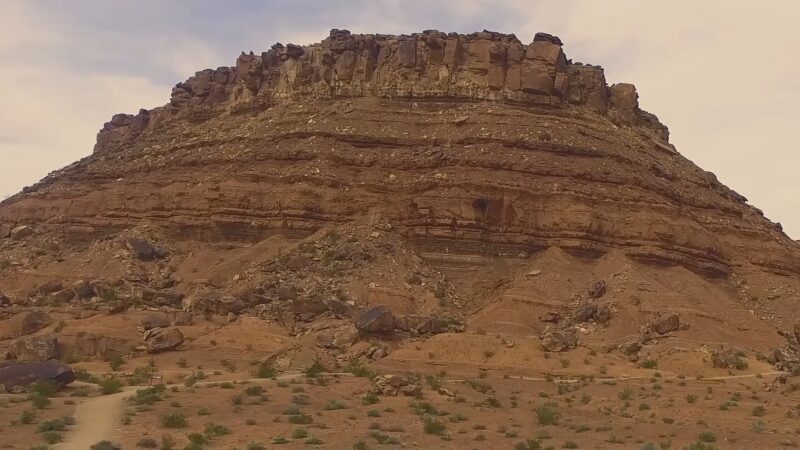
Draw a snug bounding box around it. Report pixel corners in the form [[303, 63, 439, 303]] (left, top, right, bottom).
[[1, 30, 799, 342]]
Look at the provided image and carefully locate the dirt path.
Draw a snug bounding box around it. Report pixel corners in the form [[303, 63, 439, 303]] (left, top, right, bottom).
[[55, 387, 137, 450], [53, 370, 785, 448]]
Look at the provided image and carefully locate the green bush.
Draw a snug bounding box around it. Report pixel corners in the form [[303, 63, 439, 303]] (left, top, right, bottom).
[[90, 441, 120, 450], [41, 431, 63, 444], [20, 409, 37, 424], [203, 422, 231, 437], [536, 405, 558, 425], [423, 417, 446, 435], [160, 413, 188, 428], [37, 418, 67, 432], [136, 437, 158, 448], [253, 362, 277, 379], [29, 381, 58, 397], [29, 394, 51, 409], [99, 378, 124, 395], [108, 353, 124, 371]]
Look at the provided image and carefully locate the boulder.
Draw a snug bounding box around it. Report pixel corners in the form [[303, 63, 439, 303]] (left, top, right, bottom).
[[143, 327, 184, 353], [317, 325, 359, 350], [137, 314, 170, 333], [169, 311, 193, 326], [576, 304, 597, 322], [649, 312, 680, 334], [8, 335, 58, 361], [372, 374, 421, 397], [540, 326, 578, 352], [0, 291, 10, 307], [355, 305, 396, 332], [50, 289, 75, 304], [0, 360, 75, 393], [37, 280, 63, 296], [276, 284, 298, 301], [291, 298, 328, 315], [182, 288, 244, 315], [794, 323, 800, 344], [125, 238, 167, 261], [595, 303, 612, 324], [7, 311, 53, 337], [70, 332, 133, 360], [138, 287, 185, 306], [72, 280, 95, 299], [10, 225, 33, 240], [711, 349, 746, 370], [588, 280, 606, 299]]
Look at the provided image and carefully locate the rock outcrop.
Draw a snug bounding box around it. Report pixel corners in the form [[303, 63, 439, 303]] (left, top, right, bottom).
[[0, 360, 75, 392], [7, 335, 58, 362]]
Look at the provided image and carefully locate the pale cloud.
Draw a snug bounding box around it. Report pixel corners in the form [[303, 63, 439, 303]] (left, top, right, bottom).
[[1, 0, 799, 238]]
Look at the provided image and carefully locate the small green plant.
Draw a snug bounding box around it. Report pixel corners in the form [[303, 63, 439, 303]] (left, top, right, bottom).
[[686, 394, 697, 404], [160, 413, 188, 428], [324, 399, 348, 410], [99, 378, 124, 395], [29, 393, 51, 409], [640, 359, 658, 369], [515, 439, 543, 450], [244, 385, 265, 396], [245, 443, 266, 450], [41, 431, 63, 444], [304, 361, 326, 378], [362, 392, 380, 405], [90, 441, 120, 450], [423, 416, 446, 435], [20, 409, 37, 424], [108, 353, 124, 371], [203, 422, 231, 437], [697, 431, 716, 443], [136, 437, 158, 448], [536, 405, 558, 425], [752, 405, 766, 417]]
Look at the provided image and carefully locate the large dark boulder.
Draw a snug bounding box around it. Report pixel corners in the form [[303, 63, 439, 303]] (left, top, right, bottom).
[[355, 305, 396, 332], [0, 360, 75, 392], [143, 327, 184, 353]]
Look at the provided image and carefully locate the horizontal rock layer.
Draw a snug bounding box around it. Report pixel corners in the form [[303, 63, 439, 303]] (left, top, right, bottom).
[[93, 29, 668, 155]]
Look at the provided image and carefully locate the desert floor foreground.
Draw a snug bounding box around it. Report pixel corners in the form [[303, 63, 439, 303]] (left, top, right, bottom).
[[3, 347, 800, 450]]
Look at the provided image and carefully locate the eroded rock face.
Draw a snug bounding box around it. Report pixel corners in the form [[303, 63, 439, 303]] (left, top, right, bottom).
[[71, 332, 133, 360], [91, 29, 667, 156], [8, 335, 58, 361], [4, 311, 53, 338]]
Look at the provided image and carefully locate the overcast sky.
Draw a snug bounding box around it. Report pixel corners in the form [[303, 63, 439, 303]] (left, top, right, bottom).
[[2, 1, 799, 236]]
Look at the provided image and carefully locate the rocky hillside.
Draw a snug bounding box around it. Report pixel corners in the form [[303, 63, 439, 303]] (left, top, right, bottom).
[[2, 29, 800, 370]]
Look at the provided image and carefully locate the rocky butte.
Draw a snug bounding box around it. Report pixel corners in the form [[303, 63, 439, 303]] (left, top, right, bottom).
[[1, 29, 800, 404]]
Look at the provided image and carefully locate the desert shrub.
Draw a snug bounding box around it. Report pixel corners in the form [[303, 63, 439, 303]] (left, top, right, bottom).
[[752, 405, 766, 417], [20, 409, 37, 424], [305, 437, 324, 445], [160, 413, 187, 428], [29, 381, 58, 397], [324, 399, 348, 410], [90, 441, 120, 450], [423, 416, 446, 435], [245, 443, 266, 450], [253, 362, 277, 379], [37, 418, 67, 432], [203, 422, 231, 437], [41, 431, 63, 444], [108, 353, 124, 371], [29, 394, 51, 409], [346, 359, 376, 379], [131, 386, 163, 405], [287, 413, 313, 424], [536, 405, 558, 425], [514, 438, 543, 450], [304, 361, 326, 378], [362, 392, 380, 405], [186, 433, 208, 445], [697, 431, 716, 443], [244, 385, 264, 396], [136, 437, 158, 448], [100, 378, 124, 395], [640, 359, 658, 369]]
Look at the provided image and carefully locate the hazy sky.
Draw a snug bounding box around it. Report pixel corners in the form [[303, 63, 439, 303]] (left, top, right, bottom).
[[2, 1, 799, 236]]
